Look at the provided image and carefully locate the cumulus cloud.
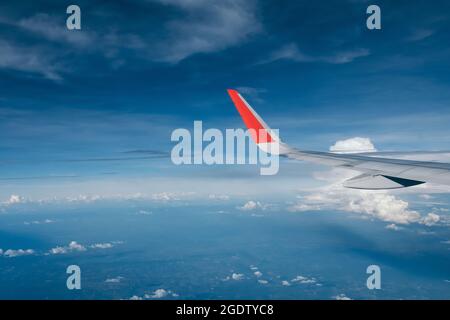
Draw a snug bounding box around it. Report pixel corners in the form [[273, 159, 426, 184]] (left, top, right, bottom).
[[146, 289, 169, 299], [3, 194, 25, 205], [238, 200, 266, 211], [330, 137, 377, 154], [291, 160, 429, 225], [231, 273, 244, 280], [151, 192, 179, 201], [386, 223, 402, 231], [345, 192, 421, 224], [288, 137, 450, 226], [334, 293, 351, 300], [254, 271, 263, 278], [224, 272, 245, 281], [49, 241, 86, 255], [143, 288, 178, 299], [2, 249, 35, 258], [281, 280, 291, 286], [260, 43, 370, 65], [130, 288, 178, 300], [48, 241, 119, 255], [421, 213, 440, 226], [290, 188, 422, 225]]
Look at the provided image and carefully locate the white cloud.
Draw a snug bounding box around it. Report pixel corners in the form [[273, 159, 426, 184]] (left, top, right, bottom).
[[345, 192, 420, 224], [105, 276, 124, 283], [419, 194, 433, 200], [334, 293, 351, 300], [231, 273, 244, 280], [406, 29, 435, 42], [260, 43, 369, 65], [208, 194, 230, 201], [290, 182, 423, 225], [65, 194, 104, 203], [24, 219, 54, 225], [287, 203, 323, 212], [254, 271, 263, 278], [281, 280, 291, 286], [68, 241, 86, 251], [238, 200, 266, 211], [3, 249, 34, 258], [235, 87, 267, 103], [386, 223, 402, 231], [3, 194, 24, 205], [137, 210, 152, 215], [49, 241, 86, 255], [151, 192, 179, 201], [146, 289, 168, 299], [0, 40, 63, 81], [90, 243, 114, 249], [258, 279, 268, 284], [131, 288, 178, 300], [286, 137, 450, 226], [330, 137, 377, 154], [48, 240, 119, 255], [421, 213, 440, 226], [291, 275, 317, 284], [145, 288, 178, 299], [17, 14, 93, 47], [224, 272, 245, 281], [151, 0, 261, 63]]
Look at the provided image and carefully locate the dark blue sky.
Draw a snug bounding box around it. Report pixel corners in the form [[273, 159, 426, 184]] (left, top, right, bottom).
[[1, 0, 450, 197]]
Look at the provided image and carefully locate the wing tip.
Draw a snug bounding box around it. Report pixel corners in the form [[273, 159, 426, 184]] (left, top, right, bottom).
[[227, 88, 238, 97]]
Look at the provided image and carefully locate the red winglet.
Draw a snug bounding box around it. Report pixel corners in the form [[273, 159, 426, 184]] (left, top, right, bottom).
[[227, 89, 273, 144]]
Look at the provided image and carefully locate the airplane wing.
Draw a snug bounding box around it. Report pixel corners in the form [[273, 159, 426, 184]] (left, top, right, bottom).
[[227, 89, 450, 189]]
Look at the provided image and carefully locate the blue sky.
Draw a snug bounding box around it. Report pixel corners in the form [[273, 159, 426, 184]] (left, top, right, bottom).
[[1, 0, 450, 196], [1, 0, 450, 300]]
